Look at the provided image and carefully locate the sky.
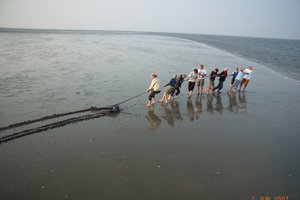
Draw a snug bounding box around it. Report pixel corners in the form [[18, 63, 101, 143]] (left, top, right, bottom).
[[0, 0, 300, 39]]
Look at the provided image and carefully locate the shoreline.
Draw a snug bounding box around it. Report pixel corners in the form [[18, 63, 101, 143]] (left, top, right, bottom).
[[1, 29, 299, 81], [0, 31, 299, 199]]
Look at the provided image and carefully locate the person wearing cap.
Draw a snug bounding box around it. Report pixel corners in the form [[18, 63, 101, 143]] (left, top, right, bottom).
[[146, 73, 161, 107], [213, 68, 228, 93], [239, 66, 253, 92], [197, 64, 207, 95]]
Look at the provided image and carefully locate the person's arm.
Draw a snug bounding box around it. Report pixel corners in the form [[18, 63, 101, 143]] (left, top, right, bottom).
[[163, 79, 172, 87], [202, 70, 207, 78], [147, 80, 154, 92], [219, 72, 226, 78], [185, 72, 191, 81]]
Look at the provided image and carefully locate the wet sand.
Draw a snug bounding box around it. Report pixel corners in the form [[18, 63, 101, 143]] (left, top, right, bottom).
[[1, 33, 300, 199], [1, 75, 300, 199]]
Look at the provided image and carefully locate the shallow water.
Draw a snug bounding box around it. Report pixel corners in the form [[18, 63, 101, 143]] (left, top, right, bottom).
[[0, 32, 300, 199]]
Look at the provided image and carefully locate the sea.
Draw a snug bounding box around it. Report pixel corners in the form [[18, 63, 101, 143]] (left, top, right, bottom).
[[153, 32, 300, 81], [1, 29, 300, 199], [1, 28, 300, 125]]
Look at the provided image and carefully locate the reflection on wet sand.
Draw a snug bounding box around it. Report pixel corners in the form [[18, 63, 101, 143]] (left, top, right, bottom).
[[195, 96, 202, 120], [206, 92, 247, 115], [206, 94, 214, 115], [147, 106, 161, 131], [213, 93, 224, 115], [146, 93, 247, 129], [160, 100, 183, 127], [227, 93, 238, 113], [186, 98, 195, 121], [238, 92, 247, 112], [161, 104, 175, 127], [170, 100, 183, 121], [147, 100, 184, 130]]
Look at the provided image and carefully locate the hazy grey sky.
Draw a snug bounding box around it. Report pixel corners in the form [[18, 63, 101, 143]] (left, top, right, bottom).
[[0, 0, 300, 39]]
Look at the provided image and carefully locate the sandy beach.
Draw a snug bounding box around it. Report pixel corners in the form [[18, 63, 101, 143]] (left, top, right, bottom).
[[1, 32, 300, 199]]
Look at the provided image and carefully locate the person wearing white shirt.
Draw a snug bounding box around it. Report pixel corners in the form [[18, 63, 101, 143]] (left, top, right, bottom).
[[187, 69, 198, 98], [239, 66, 253, 92], [146, 73, 161, 106], [230, 68, 244, 94], [197, 64, 207, 95]]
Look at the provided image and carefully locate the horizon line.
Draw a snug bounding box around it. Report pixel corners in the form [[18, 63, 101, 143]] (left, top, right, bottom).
[[0, 27, 299, 41]]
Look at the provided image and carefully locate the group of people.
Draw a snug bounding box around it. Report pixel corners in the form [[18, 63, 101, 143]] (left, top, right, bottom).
[[145, 64, 253, 107]]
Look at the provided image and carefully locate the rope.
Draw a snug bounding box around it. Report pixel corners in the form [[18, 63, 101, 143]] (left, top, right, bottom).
[[115, 92, 147, 105], [0, 108, 91, 131], [0, 109, 116, 144], [0, 106, 115, 131], [0, 92, 146, 144]]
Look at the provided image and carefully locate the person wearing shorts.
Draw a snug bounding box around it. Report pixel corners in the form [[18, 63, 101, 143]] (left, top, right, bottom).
[[239, 66, 253, 92], [159, 74, 177, 103], [205, 68, 218, 94], [197, 64, 207, 95]]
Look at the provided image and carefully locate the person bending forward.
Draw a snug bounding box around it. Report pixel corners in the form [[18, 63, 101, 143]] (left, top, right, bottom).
[[146, 73, 161, 107]]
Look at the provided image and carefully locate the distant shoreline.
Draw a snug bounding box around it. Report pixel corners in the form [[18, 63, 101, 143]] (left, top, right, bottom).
[[0, 27, 298, 41], [1, 27, 299, 81]]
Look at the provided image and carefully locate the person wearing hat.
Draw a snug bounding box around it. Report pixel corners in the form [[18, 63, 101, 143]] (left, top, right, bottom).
[[213, 68, 228, 93], [146, 73, 161, 106]]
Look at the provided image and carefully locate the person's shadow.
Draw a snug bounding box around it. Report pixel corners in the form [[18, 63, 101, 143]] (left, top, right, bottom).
[[170, 100, 183, 121], [147, 106, 161, 131], [195, 96, 203, 120], [186, 98, 195, 121], [213, 93, 224, 115], [227, 93, 238, 113], [161, 103, 175, 127], [206, 94, 214, 115], [238, 92, 247, 112]]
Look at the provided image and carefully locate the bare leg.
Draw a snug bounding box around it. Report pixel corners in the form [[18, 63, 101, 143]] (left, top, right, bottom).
[[243, 80, 250, 91], [159, 92, 167, 102], [198, 85, 203, 95], [146, 100, 151, 107], [151, 99, 155, 105], [239, 78, 246, 91]]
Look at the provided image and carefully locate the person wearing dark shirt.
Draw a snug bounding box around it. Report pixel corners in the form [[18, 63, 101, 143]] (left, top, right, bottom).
[[205, 68, 218, 94], [159, 74, 177, 103], [213, 68, 228, 93], [171, 74, 186, 97]]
